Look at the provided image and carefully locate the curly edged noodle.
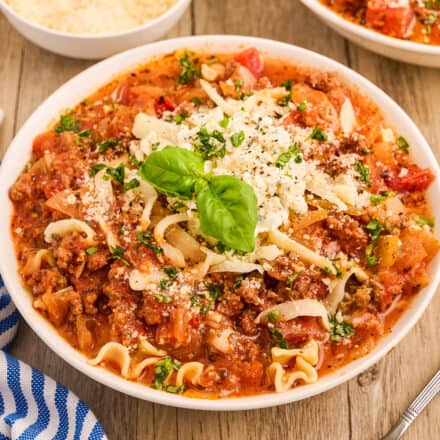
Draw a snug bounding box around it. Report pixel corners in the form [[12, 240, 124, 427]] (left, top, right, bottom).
[[256, 299, 330, 330], [269, 229, 337, 275], [89, 338, 205, 387], [325, 266, 368, 314], [154, 213, 189, 268], [44, 219, 96, 244], [268, 340, 319, 393], [93, 167, 157, 247]]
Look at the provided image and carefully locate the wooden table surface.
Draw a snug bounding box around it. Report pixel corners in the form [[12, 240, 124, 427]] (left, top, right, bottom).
[[1, 1, 439, 439]]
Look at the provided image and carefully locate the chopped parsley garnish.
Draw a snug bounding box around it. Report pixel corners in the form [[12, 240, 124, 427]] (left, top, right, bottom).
[[329, 315, 355, 342], [105, 163, 125, 184], [98, 138, 119, 153], [397, 136, 410, 154], [324, 263, 343, 278], [155, 292, 172, 302], [370, 191, 395, 205], [178, 53, 200, 85], [110, 245, 131, 267], [281, 80, 293, 91], [356, 160, 371, 186], [233, 275, 243, 290], [173, 111, 189, 125], [90, 163, 106, 177], [136, 230, 163, 254], [234, 80, 244, 99], [190, 284, 223, 313], [163, 265, 180, 280], [79, 129, 91, 138], [425, 13, 437, 35], [275, 143, 302, 169], [158, 279, 170, 290], [413, 214, 435, 228], [86, 246, 98, 255], [164, 384, 185, 393], [219, 114, 230, 128], [306, 126, 328, 142], [364, 219, 383, 266], [170, 201, 185, 211], [194, 127, 226, 160], [278, 80, 293, 106], [55, 114, 79, 134], [153, 357, 181, 390], [129, 155, 141, 167], [191, 97, 202, 105], [206, 283, 222, 305], [214, 241, 230, 253], [122, 178, 140, 192], [271, 328, 290, 349], [137, 230, 152, 240], [230, 130, 245, 147], [267, 310, 280, 324], [297, 101, 307, 112], [286, 273, 298, 288], [151, 142, 160, 151]]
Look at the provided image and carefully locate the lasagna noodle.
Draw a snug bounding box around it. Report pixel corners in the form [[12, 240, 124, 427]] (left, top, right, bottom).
[[268, 229, 336, 275], [267, 340, 319, 393], [89, 342, 131, 378], [44, 219, 96, 244], [255, 299, 330, 330], [175, 362, 205, 387], [22, 249, 54, 275], [154, 213, 189, 268]]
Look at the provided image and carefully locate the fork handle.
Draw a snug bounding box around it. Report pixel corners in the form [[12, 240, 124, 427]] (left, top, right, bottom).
[[381, 409, 417, 440]]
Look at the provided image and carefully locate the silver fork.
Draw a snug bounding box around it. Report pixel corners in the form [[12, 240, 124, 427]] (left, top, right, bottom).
[[382, 369, 440, 440]]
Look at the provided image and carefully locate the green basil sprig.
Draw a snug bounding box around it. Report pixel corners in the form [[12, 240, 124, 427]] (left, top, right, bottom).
[[138, 146, 204, 199], [138, 146, 257, 252]]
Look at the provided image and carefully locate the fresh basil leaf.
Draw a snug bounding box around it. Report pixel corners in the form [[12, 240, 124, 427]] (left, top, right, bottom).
[[196, 175, 257, 252], [138, 146, 204, 199]]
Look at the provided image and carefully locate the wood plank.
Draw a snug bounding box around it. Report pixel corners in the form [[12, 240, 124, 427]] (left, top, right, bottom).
[[194, 0, 348, 64], [346, 45, 440, 440], [0, 16, 24, 157]]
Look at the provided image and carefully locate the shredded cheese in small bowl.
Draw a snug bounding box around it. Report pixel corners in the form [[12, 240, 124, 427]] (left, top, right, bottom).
[[4, 0, 177, 35]]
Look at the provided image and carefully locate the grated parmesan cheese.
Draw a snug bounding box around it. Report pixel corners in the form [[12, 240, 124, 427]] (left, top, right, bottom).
[[5, 0, 176, 35]]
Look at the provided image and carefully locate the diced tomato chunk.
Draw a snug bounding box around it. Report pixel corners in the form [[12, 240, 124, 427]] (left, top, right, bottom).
[[112, 77, 132, 105], [282, 109, 307, 128], [32, 132, 58, 159], [364, 155, 385, 194], [234, 48, 264, 79], [155, 96, 176, 117], [366, 0, 415, 38], [386, 165, 434, 192]]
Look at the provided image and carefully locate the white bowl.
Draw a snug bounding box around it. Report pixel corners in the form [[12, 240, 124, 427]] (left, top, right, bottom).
[[0, 0, 191, 59], [301, 0, 440, 68], [0, 35, 439, 410]]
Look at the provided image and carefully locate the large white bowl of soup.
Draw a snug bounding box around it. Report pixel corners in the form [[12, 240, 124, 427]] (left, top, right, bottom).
[[0, 0, 191, 59], [301, 0, 440, 68], [0, 35, 439, 410]]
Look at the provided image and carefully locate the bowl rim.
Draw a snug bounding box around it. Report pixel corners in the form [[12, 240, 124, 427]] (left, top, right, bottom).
[[0, 34, 439, 411], [301, 0, 440, 55], [0, 0, 191, 39]]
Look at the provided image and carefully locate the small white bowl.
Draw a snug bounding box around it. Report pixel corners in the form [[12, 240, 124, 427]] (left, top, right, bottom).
[[301, 0, 440, 68], [0, 35, 439, 410], [0, 0, 191, 59]]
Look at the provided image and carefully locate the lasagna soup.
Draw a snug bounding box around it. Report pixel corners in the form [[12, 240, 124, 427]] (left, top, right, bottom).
[[321, 0, 440, 45], [9, 48, 439, 398]]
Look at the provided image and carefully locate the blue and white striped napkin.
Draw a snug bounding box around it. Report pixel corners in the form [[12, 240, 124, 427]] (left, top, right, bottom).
[[0, 276, 107, 440]]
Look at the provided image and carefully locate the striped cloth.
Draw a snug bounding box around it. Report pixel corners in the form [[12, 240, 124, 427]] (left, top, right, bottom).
[[0, 276, 107, 439]]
